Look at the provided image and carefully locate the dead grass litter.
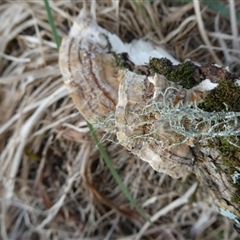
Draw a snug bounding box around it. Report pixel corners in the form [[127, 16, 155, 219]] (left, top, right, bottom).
[[0, 1, 240, 239]]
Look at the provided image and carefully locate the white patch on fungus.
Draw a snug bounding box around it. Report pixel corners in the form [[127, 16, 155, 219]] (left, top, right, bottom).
[[193, 79, 218, 92]]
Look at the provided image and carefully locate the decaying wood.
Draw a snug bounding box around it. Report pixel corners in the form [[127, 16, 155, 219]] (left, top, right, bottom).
[[59, 10, 240, 231]]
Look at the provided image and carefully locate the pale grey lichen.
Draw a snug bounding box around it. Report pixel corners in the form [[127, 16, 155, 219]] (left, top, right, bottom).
[[232, 170, 240, 184], [219, 208, 240, 228]]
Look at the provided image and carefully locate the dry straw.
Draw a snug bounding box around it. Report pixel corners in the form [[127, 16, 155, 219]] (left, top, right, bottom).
[[0, 0, 239, 239]]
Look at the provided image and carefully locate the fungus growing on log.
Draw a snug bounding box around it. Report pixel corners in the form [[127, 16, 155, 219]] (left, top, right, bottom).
[[59, 9, 240, 231]]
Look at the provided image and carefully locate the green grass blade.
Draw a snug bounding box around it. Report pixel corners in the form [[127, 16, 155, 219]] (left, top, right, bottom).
[[87, 123, 151, 223], [44, 0, 150, 223], [201, 0, 240, 22], [131, 0, 155, 31], [169, 0, 240, 22], [43, 0, 61, 50]]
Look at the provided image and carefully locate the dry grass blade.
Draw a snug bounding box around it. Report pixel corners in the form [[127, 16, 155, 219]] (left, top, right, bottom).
[[193, 0, 222, 65], [229, 0, 240, 61], [0, 0, 239, 239]]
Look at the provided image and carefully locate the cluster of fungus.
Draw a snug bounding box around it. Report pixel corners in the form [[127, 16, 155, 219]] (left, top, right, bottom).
[[59, 9, 240, 229]]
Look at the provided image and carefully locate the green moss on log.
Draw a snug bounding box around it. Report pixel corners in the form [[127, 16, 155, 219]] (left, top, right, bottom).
[[199, 80, 240, 112], [217, 137, 240, 204], [149, 58, 199, 89]]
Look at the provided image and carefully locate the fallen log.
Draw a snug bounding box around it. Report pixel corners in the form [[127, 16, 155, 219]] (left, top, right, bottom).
[[59, 9, 240, 232]]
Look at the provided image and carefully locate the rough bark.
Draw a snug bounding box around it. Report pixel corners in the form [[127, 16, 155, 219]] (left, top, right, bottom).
[[119, 58, 240, 232]]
